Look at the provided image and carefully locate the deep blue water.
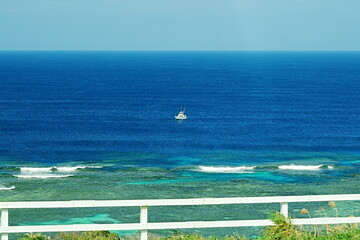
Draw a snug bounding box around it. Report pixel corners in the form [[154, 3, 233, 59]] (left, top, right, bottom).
[[1, 51, 360, 158]]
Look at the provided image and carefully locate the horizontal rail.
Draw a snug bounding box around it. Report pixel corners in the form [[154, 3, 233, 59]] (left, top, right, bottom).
[[1, 217, 360, 234], [2, 194, 360, 209], [0, 220, 274, 233]]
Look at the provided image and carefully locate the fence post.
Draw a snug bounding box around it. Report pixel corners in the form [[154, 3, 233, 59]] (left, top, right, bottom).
[[140, 206, 148, 240], [1, 208, 9, 240], [280, 202, 288, 218]]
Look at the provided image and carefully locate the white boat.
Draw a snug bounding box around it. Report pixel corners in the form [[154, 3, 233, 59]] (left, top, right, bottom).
[[175, 109, 187, 120]]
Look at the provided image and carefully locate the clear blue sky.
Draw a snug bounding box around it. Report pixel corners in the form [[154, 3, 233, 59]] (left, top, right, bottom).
[[1, 0, 360, 50]]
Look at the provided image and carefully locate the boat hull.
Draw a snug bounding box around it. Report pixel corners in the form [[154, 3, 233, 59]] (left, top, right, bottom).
[[175, 116, 187, 120]]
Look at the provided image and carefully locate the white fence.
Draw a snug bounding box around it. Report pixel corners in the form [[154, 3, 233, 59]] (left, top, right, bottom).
[[1, 194, 360, 240]]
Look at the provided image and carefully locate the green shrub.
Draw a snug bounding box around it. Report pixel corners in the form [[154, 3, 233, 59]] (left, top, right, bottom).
[[54, 231, 120, 240], [160, 232, 249, 240], [16, 215, 360, 240], [161, 233, 206, 240], [17, 233, 51, 240], [315, 227, 360, 240], [259, 212, 307, 240]]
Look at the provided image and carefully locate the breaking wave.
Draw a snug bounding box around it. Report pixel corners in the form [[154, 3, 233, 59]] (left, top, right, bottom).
[[196, 166, 255, 173], [20, 167, 54, 172], [0, 186, 15, 190], [278, 164, 331, 170], [56, 166, 103, 172], [20, 166, 102, 173], [13, 165, 102, 179], [14, 174, 73, 179], [193, 164, 334, 173]]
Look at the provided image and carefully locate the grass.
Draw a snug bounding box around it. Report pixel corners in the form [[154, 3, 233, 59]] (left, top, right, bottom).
[[16, 220, 360, 240], [17, 231, 120, 240], [258, 212, 360, 240]]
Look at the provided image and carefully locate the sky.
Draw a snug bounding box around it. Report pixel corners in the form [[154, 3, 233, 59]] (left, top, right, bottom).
[[1, 0, 360, 51]]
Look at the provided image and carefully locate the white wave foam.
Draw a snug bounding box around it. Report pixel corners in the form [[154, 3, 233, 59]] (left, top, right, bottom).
[[0, 186, 15, 190], [14, 174, 73, 179], [196, 166, 255, 173], [56, 166, 87, 172], [89, 166, 103, 169], [55, 167, 76, 172], [20, 166, 102, 173], [15, 165, 102, 179], [278, 164, 323, 170], [56, 166, 103, 171], [20, 167, 54, 172]]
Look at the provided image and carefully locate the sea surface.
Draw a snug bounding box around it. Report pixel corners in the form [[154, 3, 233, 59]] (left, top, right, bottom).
[[1, 51, 360, 238]]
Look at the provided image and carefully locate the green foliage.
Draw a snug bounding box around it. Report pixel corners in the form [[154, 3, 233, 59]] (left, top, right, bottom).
[[219, 235, 249, 240], [54, 231, 120, 240], [17, 233, 51, 240], [259, 212, 305, 240], [160, 233, 248, 240], [161, 233, 207, 240], [15, 219, 360, 240], [17, 231, 120, 240], [259, 211, 360, 240], [311, 229, 360, 240]]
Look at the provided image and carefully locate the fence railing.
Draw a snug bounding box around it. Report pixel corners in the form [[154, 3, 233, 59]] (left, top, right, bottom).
[[1, 194, 360, 240]]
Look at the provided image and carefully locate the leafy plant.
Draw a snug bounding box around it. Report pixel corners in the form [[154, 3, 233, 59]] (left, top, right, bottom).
[[259, 212, 304, 240], [54, 231, 120, 240], [17, 233, 51, 240]]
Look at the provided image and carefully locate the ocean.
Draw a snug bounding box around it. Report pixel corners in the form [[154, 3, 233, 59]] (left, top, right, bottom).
[[1, 51, 360, 238]]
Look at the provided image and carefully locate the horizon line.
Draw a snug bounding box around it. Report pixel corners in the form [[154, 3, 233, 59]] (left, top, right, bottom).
[[1, 49, 360, 52]]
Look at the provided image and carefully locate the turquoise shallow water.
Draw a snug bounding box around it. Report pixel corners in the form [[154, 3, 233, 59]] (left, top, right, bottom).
[[1, 151, 360, 238]]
